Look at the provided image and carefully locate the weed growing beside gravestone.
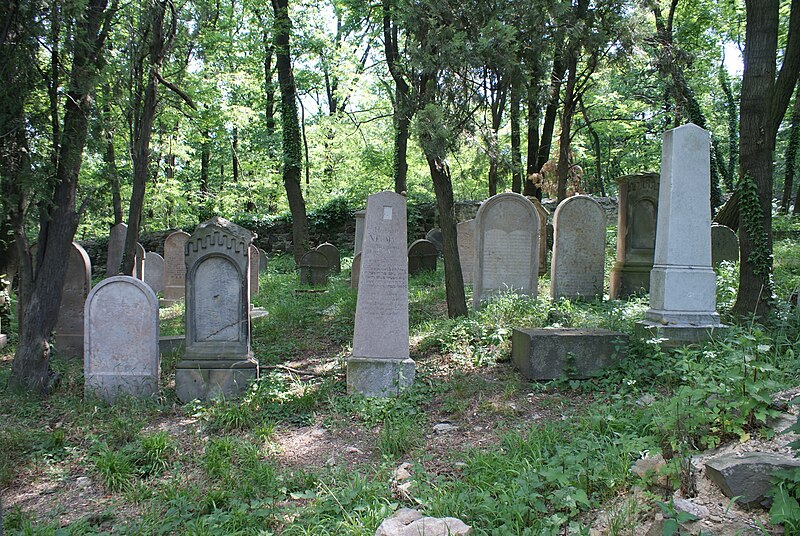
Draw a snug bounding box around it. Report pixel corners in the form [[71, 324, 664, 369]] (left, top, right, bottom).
[[1, 234, 800, 533]]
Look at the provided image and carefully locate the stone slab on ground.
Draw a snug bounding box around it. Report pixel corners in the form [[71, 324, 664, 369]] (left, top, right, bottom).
[[512, 328, 628, 380], [704, 452, 800, 508], [374, 508, 472, 536], [159, 335, 185, 355]]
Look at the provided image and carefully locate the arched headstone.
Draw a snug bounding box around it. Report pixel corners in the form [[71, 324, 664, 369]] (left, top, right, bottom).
[[299, 250, 330, 286], [457, 219, 475, 285], [55, 242, 92, 358], [425, 228, 444, 254], [144, 252, 165, 294], [84, 276, 159, 402], [407, 239, 438, 275], [316, 242, 341, 274], [163, 230, 189, 305], [350, 252, 362, 289], [550, 196, 605, 300], [105, 222, 128, 277], [249, 245, 260, 297], [711, 224, 739, 265]]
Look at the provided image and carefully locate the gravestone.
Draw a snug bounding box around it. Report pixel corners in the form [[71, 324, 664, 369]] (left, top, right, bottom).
[[473, 193, 540, 308], [348, 191, 414, 396], [105, 222, 128, 276], [299, 250, 330, 286], [528, 197, 549, 276], [133, 243, 146, 280], [316, 242, 341, 274], [84, 276, 159, 403], [457, 220, 475, 285], [175, 217, 258, 402], [407, 239, 438, 275], [54, 242, 92, 358], [350, 252, 362, 289], [249, 245, 260, 297], [354, 209, 366, 256], [258, 248, 268, 273], [163, 230, 189, 305], [638, 124, 723, 345], [609, 173, 660, 299], [143, 252, 165, 295], [550, 196, 605, 300], [711, 224, 739, 265], [425, 228, 444, 254]]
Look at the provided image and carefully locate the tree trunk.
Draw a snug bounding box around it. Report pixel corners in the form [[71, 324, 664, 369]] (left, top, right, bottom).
[[510, 80, 522, 194], [524, 80, 542, 197], [383, 0, 413, 195], [780, 83, 800, 213], [201, 129, 210, 197], [426, 155, 467, 318], [232, 127, 240, 183], [272, 0, 309, 264], [102, 84, 123, 224], [9, 0, 112, 394], [555, 48, 578, 203], [719, 66, 738, 191], [536, 40, 566, 173]]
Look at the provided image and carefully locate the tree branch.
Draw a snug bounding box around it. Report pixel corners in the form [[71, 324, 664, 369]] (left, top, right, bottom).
[[155, 70, 197, 110]]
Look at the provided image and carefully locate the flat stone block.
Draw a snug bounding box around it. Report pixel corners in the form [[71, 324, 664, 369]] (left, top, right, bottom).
[[511, 328, 628, 380], [347, 357, 415, 397], [250, 307, 269, 321], [159, 335, 185, 355], [0, 334, 7, 350], [175, 358, 258, 402], [636, 320, 727, 348], [705, 452, 800, 507]]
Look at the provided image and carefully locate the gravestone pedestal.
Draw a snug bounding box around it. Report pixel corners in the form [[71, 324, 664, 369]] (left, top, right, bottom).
[[636, 124, 724, 346], [175, 217, 258, 402], [348, 192, 414, 396]]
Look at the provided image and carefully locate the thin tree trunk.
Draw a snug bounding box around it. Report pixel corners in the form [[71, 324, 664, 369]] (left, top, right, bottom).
[[232, 127, 240, 183], [510, 80, 522, 194], [555, 49, 578, 202], [780, 83, 800, 213], [272, 0, 309, 264], [536, 40, 566, 173], [383, 0, 413, 195], [524, 80, 542, 197], [719, 65, 738, 190]]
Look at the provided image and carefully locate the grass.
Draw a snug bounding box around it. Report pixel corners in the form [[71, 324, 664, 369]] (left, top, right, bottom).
[[2, 231, 800, 534]]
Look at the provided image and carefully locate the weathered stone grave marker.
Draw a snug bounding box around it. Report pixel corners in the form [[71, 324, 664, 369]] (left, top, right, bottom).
[[316, 242, 341, 274], [528, 197, 549, 276], [457, 219, 475, 285], [348, 191, 414, 396], [84, 276, 159, 402], [425, 228, 444, 254], [133, 242, 146, 280], [711, 224, 739, 266], [143, 252, 165, 295], [175, 217, 257, 402], [550, 195, 605, 300], [473, 193, 540, 308], [55, 242, 92, 358], [354, 209, 366, 256], [609, 173, 660, 299], [258, 248, 268, 273], [249, 244, 260, 297], [162, 230, 189, 305], [407, 239, 438, 275], [638, 124, 723, 344], [299, 250, 330, 286], [105, 222, 127, 277], [350, 252, 362, 289]]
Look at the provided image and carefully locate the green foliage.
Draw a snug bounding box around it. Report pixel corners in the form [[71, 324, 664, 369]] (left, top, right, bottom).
[[769, 403, 800, 532], [738, 174, 774, 298]]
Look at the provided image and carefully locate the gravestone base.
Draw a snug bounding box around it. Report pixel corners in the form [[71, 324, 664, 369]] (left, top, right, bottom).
[[0, 334, 7, 350], [512, 328, 628, 380], [609, 263, 651, 299], [175, 358, 259, 402], [347, 357, 416, 397], [636, 320, 727, 348], [86, 375, 158, 404]]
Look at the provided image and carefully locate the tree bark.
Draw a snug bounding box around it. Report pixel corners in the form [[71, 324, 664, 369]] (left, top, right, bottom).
[[780, 83, 800, 213], [510, 80, 522, 194], [555, 48, 579, 203], [524, 79, 542, 198], [486, 73, 508, 197], [272, 0, 309, 264], [536, 38, 566, 174], [9, 0, 113, 394], [426, 156, 467, 318]]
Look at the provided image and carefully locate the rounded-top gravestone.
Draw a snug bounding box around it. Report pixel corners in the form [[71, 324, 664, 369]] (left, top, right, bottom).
[[143, 251, 165, 295], [249, 244, 260, 297], [84, 276, 159, 403], [425, 228, 444, 254], [550, 195, 605, 300], [711, 224, 739, 266], [457, 219, 476, 285], [163, 230, 190, 305], [55, 242, 92, 358], [407, 239, 438, 275], [299, 250, 330, 286], [316, 242, 341, 274], [350, 252, 362, 289], [105, 222, 128, 277]]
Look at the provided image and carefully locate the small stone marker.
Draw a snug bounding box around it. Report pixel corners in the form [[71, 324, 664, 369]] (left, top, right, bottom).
[[425, 228, 444, 254], [550, 195, 605, 300], [84, 276, 159, 402], [375, 508, 472, 536], [258, 248, 268, 273], [457, 219, 475, 285], [473, 193, 540, 308], [249, 244, 260, 297], [512, 328, 628, 380], [316, 242, 341, 274], [143, 252, 165, 295], [528, 197, 550, 276], [407, 239, 438, 275], [299, 250, 330, 286], [176, 217, 258, 402], [705, 452, 800, 508], [348, 191, 414, 397], [105, 222, 128, 276], [354, 209, 366, 256], [350, 252, 361, 289], [609, 173, 660, 299], [638, 124, 723, 345], [55, 242, 92, 358], [133, 242, 146, 280], [711, 224, 739, 265], [163, 230, 189, 305]]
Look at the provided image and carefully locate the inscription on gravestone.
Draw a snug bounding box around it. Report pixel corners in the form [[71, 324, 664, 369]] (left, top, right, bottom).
[[550, 196, 605, 300]]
